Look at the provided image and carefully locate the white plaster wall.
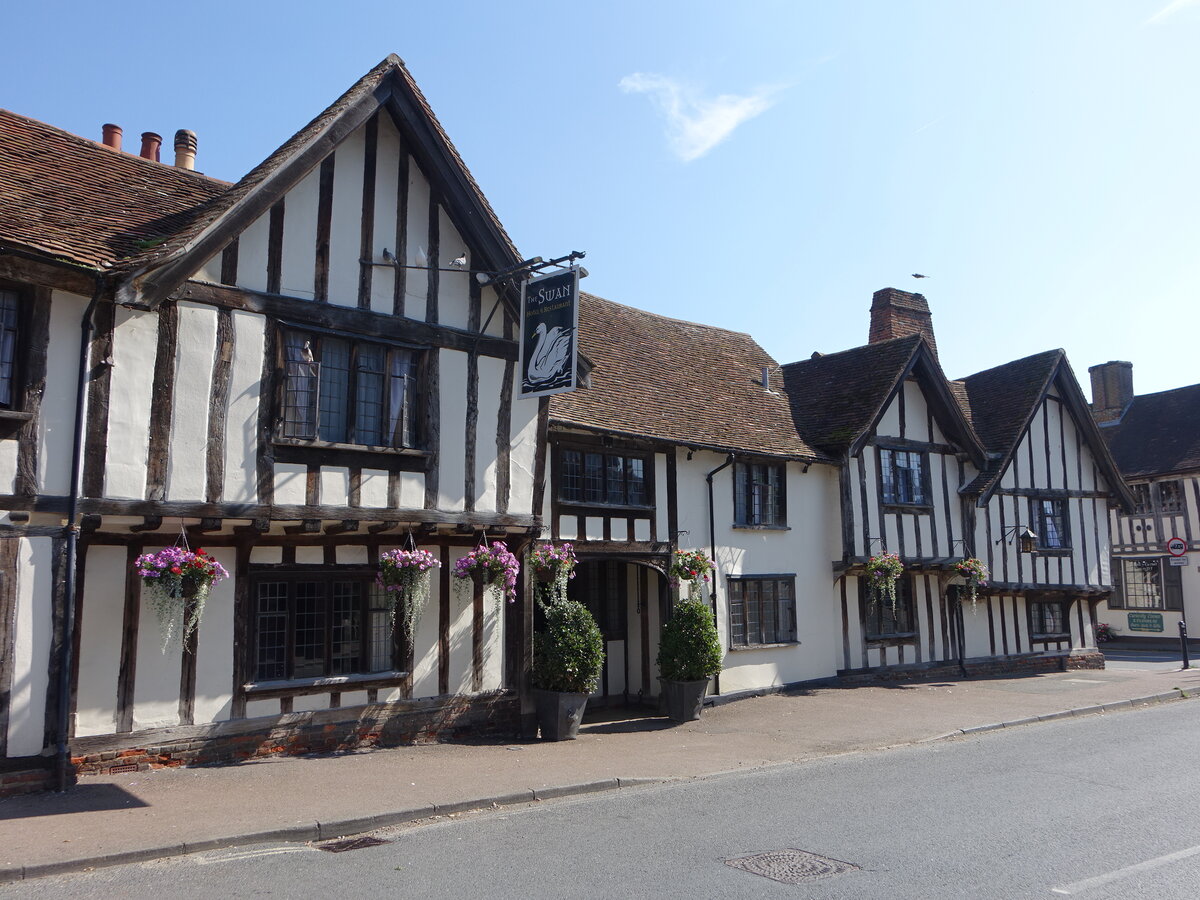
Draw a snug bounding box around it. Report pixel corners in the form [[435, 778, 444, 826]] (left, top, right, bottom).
[[320, 467, 350, 507], [437, 348, 467, 511], [404, 161, 430, 319], [224, 312, 266, 502], [193, 548, 236, 724], [369, 116, 401, 314], [6, 538, 52, 756], [482, 287, 505, 337], [961, 597, 993, 656], [236, 210, 271, 294], [250, 546, 283, 565], [40, 293, 85, 495], [0, 441, 17, 494], [360, 469, 389, 507], [165, 302, 217, 501], [131, 584, 184, 732], [274, 463, 308, 505], [328, 128, 366, 308], [449, 557, 475, 695], [903, 380, 929, 440], [438, 208, 470, 331], [876, 392, 901, 438], [398, 472, 425, 510], [336, 545, 369, 565], [409, 548, 443, 699], [105, 306, 159, 499], [675, 451, 843, 694], [279, 165, 321, 300], [474, 356, 504, 513], [509, 390, 540, 516], [74, 546, 127, 736], [192, 252, 223, 285], [296, 546, 324, 564]]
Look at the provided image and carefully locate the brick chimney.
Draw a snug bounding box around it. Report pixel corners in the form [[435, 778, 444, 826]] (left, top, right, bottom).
[[101, 123, 122, 151], [1089, 360, 1134, 423], [869, 288, 937, 356]]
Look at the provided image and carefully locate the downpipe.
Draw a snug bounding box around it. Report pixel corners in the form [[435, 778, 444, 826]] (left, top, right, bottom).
[[56, 275, 104, 791], [705, 454, 734, 697]]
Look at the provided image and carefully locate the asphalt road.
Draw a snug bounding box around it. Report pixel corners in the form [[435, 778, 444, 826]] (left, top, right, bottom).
[[8, 700, 1199, 899]]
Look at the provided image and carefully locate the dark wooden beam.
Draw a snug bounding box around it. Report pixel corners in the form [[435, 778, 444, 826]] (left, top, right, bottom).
[[358, 113, 378, 311], [144, 301, 178, 501], [129, 516, 162, 533], [266, 200, 285, 295], [0, 251, 96, 295], [206, 308, 234, 503], [197, 517, 223, 532], [15, 288, 51, 498], [284, 519, 322, 535], [173, 280, 518, 360], [313, 155, 335, 302], [80, 299, 115, 499], [324, 520, 360, 535]]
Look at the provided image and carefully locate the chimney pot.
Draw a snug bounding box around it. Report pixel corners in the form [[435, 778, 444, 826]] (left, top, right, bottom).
[[173, 129, 197, 170], [101, 123, 122, 151], [868, 287, 938, 357], [761, 366, 771, 392], [1088, 361, 1134, 423], [139, 131, 162, 162]]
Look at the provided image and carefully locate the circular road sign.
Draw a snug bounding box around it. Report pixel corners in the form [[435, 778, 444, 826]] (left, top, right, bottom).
[[1166, 537, 1187, 557]]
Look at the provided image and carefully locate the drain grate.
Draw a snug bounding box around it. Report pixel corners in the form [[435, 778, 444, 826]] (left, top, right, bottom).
[[318, 835, 391, 853], [725, 848, 860, 885]]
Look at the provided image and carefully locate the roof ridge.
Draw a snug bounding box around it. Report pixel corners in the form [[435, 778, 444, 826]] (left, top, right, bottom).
[[780, 333, 921, 370], [957, 347, 1063, 383], [581, 291, 764, 343], [0, 108, 232, 187]]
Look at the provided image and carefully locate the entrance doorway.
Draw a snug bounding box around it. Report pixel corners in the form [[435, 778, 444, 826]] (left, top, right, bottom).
[[568, 559, 666, 707]]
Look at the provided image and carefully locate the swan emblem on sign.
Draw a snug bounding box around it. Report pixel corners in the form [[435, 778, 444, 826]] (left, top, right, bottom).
[[527, 323, 573, 384]]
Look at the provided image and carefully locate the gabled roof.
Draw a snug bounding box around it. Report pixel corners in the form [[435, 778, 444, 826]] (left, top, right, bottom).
[[955, 350, 1134, 509], [0, 108, 227, 270], [1100, 383, 1200, 479], [117, 54, 521, 306], [548, 293, 826, 460], [780, 335, 984, 462]]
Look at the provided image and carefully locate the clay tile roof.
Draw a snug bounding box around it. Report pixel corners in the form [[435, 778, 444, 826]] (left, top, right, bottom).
[[0, 108, 228, 270], [953, 349, 1062, 456], [1101, 383, 1200, 478], [953, 349, 1063, 493], [779, 335, 922, 457], [549, 293, 824, 460]]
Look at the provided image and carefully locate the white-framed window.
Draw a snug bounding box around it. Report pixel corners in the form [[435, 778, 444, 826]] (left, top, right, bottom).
[[1032, 498, 1070, 550], [880, 448, 927, 506], [1029, 601, 1068, 638], [1111, 558, 1184, 611]]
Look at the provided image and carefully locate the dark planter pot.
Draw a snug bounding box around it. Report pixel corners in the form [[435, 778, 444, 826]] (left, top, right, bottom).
[[660, 677, 710, 722], [533, 689, 589, 741]]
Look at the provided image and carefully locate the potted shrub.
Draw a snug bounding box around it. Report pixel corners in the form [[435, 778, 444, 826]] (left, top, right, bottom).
[[532, 598, 605, 741], [656, 596, 723, 722], [952, 556, 988, 611], [377, 547, 441, 641], [452, 539, 520, 608], [134, 546, 228, 652]]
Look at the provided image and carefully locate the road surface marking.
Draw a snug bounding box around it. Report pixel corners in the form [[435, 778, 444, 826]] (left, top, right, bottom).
[[194, 845, 318, 865], [1051, 843, 1200, 894]]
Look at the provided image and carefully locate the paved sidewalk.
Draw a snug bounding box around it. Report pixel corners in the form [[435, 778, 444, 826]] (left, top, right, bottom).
[[2, 661, 1198, 883]]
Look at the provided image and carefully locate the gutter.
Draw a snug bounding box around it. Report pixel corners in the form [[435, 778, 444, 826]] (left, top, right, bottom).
[[705, 454, 735, 697], [56, 274, 105, 791]]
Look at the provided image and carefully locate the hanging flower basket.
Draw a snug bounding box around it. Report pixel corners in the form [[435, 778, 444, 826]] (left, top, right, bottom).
[[134, 546, 228, 652], [529, 542, 577, 604], [377, 547, 441, 641], [865, 551, 904, 611], [453, 540, 520, 607], [669, 549, 713, 600], [953, 557, 989, 610]]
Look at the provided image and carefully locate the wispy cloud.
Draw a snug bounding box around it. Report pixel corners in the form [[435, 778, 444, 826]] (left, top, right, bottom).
[[618, 73, 778, 162], [1147, 0, 1200, 24]]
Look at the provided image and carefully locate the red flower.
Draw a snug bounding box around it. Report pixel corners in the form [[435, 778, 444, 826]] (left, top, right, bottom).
[[170, 566, 182, 575], [196, 549, 206, 556]]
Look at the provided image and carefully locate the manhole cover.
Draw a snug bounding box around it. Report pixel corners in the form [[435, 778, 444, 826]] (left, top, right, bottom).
[[318, 835, 391, 853], [725, 848, 859, 884]]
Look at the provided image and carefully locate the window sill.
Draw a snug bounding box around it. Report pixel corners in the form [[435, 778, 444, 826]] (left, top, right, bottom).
[[865, 633, 918, 644], [1035, 548, 1073, 557], [731, 523, 791, 532], [557, 501, 655, 514], [0, 409, 31, 438], [274, 438, 428, 458], [729, 641, 800, 651], [243, 671, 407, 699], [1030, 633, 1070, 642], [882, 504, 934, 513]]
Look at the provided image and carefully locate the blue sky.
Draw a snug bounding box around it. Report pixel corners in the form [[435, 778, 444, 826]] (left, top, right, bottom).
[[7, 1, 1199, 396]]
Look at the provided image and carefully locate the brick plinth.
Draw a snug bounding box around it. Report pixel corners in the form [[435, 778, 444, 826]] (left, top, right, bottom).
[[839, 650, 1104, 684], [69, 693, 520, 779]]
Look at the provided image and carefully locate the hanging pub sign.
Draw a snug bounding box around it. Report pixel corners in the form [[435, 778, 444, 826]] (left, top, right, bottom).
[[519, 267, 580, 399]]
